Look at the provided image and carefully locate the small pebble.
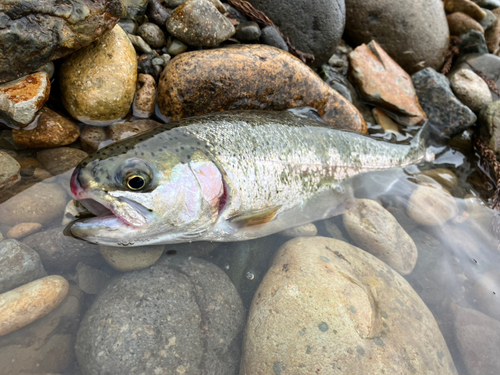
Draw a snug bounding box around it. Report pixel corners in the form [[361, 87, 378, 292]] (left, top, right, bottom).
[[280, 223, 318, 238], [234, 21, 262, 42], [133, 74, 157, 118], [260, 26, 288, 51], [137, 22, 166, 48], [168, 38, 188, 55], [100, 245, 165, 271], [7, 223, 42, 239], [418, 168, 458, 190], [128, 34, 155, 54], [447, 12, 484, 36], [450, 69, 492, 112]]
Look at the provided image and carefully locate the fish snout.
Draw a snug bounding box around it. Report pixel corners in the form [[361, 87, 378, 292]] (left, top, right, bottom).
[[70, 165, 86, 200]]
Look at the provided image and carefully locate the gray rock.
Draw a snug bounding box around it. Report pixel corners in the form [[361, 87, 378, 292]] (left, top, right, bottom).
[[450, 69, 492, 112], [0, 239, 46, 294], [76, 256, 244, 375], [412, 67, 477, 139], [259, 26, 289, 52], [168, 38, 189, 55], [458, 30, 489, 56], [137, 22, 166, 48], [480, 100, 500, 152], [472, 0, 500, 10], [73, 262, 111, 294], [147, 0, 172, 26], [121, 0, 148, 19], [118, 19, 138, 34], [166, 0, 235, 47], [345, 0, 449, 74], [36, 61, 55, 79], [234, 21, 261, 42], [248, 0, 345, 67], [479, 8, 498, 29], [128, 34, 154, 54], [223, 3, 248, 22], [0, 150, 20, 190], [0, 0, 122, 84], [99, 244, 164, 271]]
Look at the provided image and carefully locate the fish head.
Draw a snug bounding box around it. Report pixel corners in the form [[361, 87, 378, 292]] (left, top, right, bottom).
[[69, 148, 224, 246]]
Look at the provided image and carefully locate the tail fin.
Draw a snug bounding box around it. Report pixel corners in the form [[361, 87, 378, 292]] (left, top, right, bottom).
[[410, 120, 434, 163]]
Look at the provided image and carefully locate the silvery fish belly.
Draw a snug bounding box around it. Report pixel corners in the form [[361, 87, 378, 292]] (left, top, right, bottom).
[[69, 110, 427, 247]]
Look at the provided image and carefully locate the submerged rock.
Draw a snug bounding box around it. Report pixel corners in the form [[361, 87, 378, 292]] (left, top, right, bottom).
[[6, 222, 43, 239], [407, 185, 459, 226], [158, 45, 367, 134], [132, 74, 157, 118], [99, 245, 165, 271], [0, 151, 20, 191], [241, 237, 457, 374], [36, 147, 88, 175]]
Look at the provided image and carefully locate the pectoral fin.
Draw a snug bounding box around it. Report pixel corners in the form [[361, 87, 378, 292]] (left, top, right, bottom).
[[228, 206, 281, 228]]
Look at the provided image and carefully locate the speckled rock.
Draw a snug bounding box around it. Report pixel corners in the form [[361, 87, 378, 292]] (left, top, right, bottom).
[[23, 226, 101, 272], [248, 0, 345, 67], [60, 25, 137, 125], [407, 185, 459, 226], [0, 285, 83, 375], [0, 276, 68, 337], [80, 126, 107, 153], [0, 183, 67, 227], [485, 8, 500, 52], [241, 237, 457, 374], [106, 119, 162, 142], [75, 256, 244, 375], [137, 22, 166, 48], [412, 68, 477, 139], [158, 45, 367, 133], [0, 0, 123, 84], [447, 12, 485, 35], [280, 223, 318, 238], [121, 0, 148, 19], [36, 147, 88, 175], [7, 222, 42, 239], [132, 74, 157, 118], [0, 72, 50, 128], [450, 69, 492, 112], [0, 151, 20, 190], [0, 240, 46, 294], [345, 0, 449, 74], [99, 245, 165, 271], [12, 107, 80, 148], [166, 0, 235, 47], [444, 0, 487, 20], [349, 41, 427, 126]]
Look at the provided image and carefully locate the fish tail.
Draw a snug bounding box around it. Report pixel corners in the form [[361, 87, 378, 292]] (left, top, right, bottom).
[[409, 120, 434, 163]]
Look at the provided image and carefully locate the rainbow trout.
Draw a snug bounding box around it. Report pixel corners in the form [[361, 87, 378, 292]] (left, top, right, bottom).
[[70, 110, 428, 246]]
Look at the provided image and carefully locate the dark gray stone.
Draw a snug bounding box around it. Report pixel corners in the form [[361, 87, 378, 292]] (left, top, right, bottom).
[[118, 19, 138, 34], [0, 0, 123, 84], [458, 30, 489, 56], [76, 256, 244, 375], [147, 0, 172, 26], [248, 0, 345, 67], [260, 26, 288, 52], [73, 262, 111, 295], [479, 8, 497, 30], [234, 21, 261, 42], [121, 0, 148, 20], [137, 22, 166, 48], [223, 2, 249, 23], [472, 0, 500, 10], [0, 239, 46, 294], [412, 67, 477, 139], [138, 54, 155, 76]]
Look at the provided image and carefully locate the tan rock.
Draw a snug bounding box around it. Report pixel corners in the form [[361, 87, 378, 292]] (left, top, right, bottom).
[[36, 147, 88, 175], [7, 222, 43, 239], [107, 119, 162, 142], [0, 150, 20, 190], [343, 199, 418, 275], [12, 107, 80, 148], [485, 8, 500, 53], [418, 168, 458, 190], [241, 237, 457, 374], [372, 108, 400, 133], [80, 125, 107, 153], [0, 275, 69, 337], [349, 41, 427, 126], [450, 69, 492, 112], [447, 12, 484, 36], [0, 72, 50, 128], [100, 245, 165, 271], [159, 44, 367, 134], [132, 74, 157, 118], [407, 185, 459, 225], [471, 270, 500, 321], [444, 0, 487, 21], [280, 223, 318, 238], [60, 25, 137, 125], [33, 168, 52, 181]]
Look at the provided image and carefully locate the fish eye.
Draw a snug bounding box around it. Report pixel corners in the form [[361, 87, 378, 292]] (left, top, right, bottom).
[[125, 174, 148, 190]]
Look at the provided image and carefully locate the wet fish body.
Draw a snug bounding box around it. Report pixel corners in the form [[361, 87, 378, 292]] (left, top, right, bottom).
[[70, 110, 427, 246]]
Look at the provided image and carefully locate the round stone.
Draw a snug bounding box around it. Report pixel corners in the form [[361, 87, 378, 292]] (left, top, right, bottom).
[[137, 22, 166, 48], [280, 223, 318, 238], [132, 74, 157, 118], [407, 185, 459, 226], [36, 147, 88, 176], [99, 245, 165, 271], [0, 150, 20, 190], [450, 69, 492, 112], [6, 222, 43, 239]]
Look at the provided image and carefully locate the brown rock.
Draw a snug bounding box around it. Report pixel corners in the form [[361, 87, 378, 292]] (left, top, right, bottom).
[[0, 151, 20, 190], [485, 8, 500, 53], [80, 125, 107, 153], [444, 0, 487, 21], [132, 74, 157, 118], [0, 72, 50, 128], [158, 45, 368, 133], [0, 275, 69, 337], [447, 12, 484, 35], [407, 185, 459, 226], [36, 147, 88, 175], [7, 223, 43, 240], [450, 68, 492, 112], [60, 25, 137, 125], [349, 41, 427, 126], [418, 168, 458, 190], [372, 108, 400, 133], [100, 245, 165, 271], [106, 119, 162, 142], [12, 107, 80, 148]]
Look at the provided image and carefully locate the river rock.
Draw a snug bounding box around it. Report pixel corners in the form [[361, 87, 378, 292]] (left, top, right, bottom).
[[412, 68, 477, 139], [106, 119, 162, 142], [36, 147, 88, 175], [260, 26, 288, 51], [80, 126, 107, 153], [345, 0, 449, 74], [349, 41, 427, 126], [450, 69, 492, 112], [0, 276, 68, 337], [7, 222, 43, 239], [485, 7, 500, 52], [418, 168, 458, 190], [481, 101, 500, 152], [234, 21, 262, 42], [0, 0, 122, 84], [444, 0, 487, 20], [0, 151, 20, 190], [0, 240, 46, 294], [0, 72, 50, 128], [166, 0, 235, 47], [241, 237, 457, 374], [280, 223, 318, 238], [158, 45, 367, 133], [73, 262, 111, 294], [147, 0, 172, 26], [479, 8, 497, 28], [0, 182, 67, 227], [447, 12, 485, 35], [453, 304, 500, 375], [471, 270, 500, 321], [372, 108, 400, 133], [60, 25, 137, 125], [75, 256, 244, 375], [23, 226, 101, 272], [343, 199, 417, 275], [121, 0, 148, 19], [458, 29, 489, 55], [132, 74, 157, 118], [137, 22, 166, 48], [407, 185, 459, 225], [0, 285, 83, 375], [473, 0, 500, 9], [12, 107, 80, 148], [99, 245, 165, 271], [128, 34, 154, 54]]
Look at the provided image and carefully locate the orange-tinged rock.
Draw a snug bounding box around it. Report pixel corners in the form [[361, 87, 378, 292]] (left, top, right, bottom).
[[158, 44, 368, 134], [349, 41, 427, 127], [7, 222, 43, 239]]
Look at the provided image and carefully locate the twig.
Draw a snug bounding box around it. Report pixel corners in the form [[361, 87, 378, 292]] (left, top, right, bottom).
[[441, 36, 461, 75], [226, 0, 314, 64], [465, 62, 500, 96]]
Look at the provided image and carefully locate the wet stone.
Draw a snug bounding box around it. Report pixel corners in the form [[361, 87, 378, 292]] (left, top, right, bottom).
[[372, 108, 400, 133], [259, 26, 288, 52], [407, 185, 459, 226], [12, 107, 80, 148], [133, 74, 157, 118], [76, 256, 244, 375], [471, 270, 500, 321], [0, 239, 46, 294], [99, 245, 165, 271], [0, 0, 123, 84], [450, 69, 492, 112], [444, 0, 487, 20], [106, 119, 162, 142], [147, 0, 172, 26], [0, 72, 51, 128], [166, 0, 235, 47], [36, 147, 88, 175], [412, 67, 477, 139], [480, 100, 500, 152], [128, 34, 155, 54], [118, 19, 138, 34], [418, 168, 458, 190], [447, 12, 485, 35], [80, 125, 107, 153], [280, 223, 318, 238], [121, 0, 148, 19], [473, 0, 500, 9], [137, 22, 166, 48], [234, 21, 262, 42], [73, 262, 111, 294], [7, 222, 43, 240], [167, 38, 189, 55], [0, 151, 21, 191]]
